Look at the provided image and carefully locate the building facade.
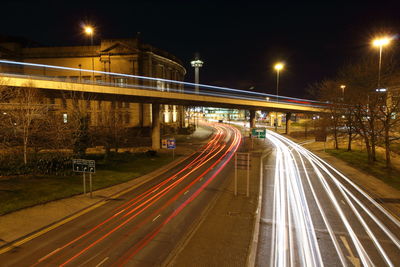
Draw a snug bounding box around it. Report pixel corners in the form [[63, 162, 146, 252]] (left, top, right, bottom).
[[0, 37, 186, 129]]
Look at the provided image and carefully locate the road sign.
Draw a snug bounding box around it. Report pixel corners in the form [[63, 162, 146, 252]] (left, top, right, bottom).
[[73, 159, 95, 198], [251, 128, 266, 139], [161, 139, 168, 149], [72, 159, 96, 173], [167, 138, 176, 149]]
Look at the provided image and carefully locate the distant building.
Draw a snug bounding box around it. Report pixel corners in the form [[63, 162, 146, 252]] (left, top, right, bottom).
[[203, 108, 246, 121], [0, 36, 186, 128]]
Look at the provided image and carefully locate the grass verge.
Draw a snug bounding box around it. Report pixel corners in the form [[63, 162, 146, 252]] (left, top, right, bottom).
[[326, 149, 400, 191], [0, 152, 174, 215]]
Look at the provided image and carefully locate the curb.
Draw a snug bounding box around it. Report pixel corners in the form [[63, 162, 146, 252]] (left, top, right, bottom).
[[246, 151, 270, 267]]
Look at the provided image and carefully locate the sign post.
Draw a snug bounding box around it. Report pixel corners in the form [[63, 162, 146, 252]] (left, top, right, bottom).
[[315, 130, 327, 152], [73, 159, 96, 197], [234, 152, 251, 197], [167, 138, 176, 160]]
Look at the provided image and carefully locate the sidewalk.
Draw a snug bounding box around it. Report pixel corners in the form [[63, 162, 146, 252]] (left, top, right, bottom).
[[0, 126, 212, 250]]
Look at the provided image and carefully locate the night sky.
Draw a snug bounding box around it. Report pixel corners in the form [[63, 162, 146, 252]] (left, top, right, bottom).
[[1, 0, 400, 98]]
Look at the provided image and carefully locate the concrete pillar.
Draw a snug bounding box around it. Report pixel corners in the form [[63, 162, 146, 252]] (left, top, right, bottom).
[[152, 104, 160, 150], [249, 110, 256, 128], [270, 113, 274, 127], [285, 112, 292, 135], [277, 114, 282, 127], [178, 105, 185, 128]]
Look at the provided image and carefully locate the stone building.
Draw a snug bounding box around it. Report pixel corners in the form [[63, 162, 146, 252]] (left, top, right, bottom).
[[0, 36, 186, 129]]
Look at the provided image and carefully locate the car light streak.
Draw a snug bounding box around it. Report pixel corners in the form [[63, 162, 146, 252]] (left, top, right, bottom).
[[264, 130, 400, 266], [31, 123, 240, 266], [267, 133, 323, 267], [58, 138, 228, 266], [115, 125, 241, 265]]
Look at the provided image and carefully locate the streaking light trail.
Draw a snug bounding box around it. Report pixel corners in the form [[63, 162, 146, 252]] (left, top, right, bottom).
[[262, 130, 400, 266], [26, 122, 241, 266], [0, 60, 326, 107]]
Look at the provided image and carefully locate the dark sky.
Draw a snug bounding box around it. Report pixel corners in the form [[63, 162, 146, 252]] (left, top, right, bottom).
[[1, 0, 400, 98]]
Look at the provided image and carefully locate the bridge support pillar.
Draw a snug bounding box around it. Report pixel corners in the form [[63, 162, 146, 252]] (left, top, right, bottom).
[[269, 113, 274, 127], [152, 104, 161, 150], [285, 112, 292, 135], [249, 110, 256, 128]]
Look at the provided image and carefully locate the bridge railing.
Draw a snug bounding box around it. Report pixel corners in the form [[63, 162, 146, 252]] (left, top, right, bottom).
[[0, 60, 327, 108]]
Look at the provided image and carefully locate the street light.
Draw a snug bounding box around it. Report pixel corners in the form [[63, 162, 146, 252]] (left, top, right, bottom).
[[274, 62, 284, 132], [372, 36, 392, 89], [84, 25, 95, 81], [191, 54, 204, 94], [340, 84, 346, 99]]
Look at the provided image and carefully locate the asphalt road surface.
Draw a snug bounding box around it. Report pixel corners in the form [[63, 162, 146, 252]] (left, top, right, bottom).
[[0, 123, 241, 267], [256, 130, 400, 266]]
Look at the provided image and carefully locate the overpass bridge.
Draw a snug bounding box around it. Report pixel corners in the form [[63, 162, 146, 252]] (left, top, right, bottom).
[[0, 60, 328, 149]]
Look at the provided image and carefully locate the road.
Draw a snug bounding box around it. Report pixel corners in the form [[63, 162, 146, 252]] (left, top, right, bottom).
[[256, 130, 400, 266], [0, 123, 241, 266]]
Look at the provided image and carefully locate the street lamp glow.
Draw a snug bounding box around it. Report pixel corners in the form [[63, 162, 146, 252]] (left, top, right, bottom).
[[274, 63, 284, 71], [371, 36, 394, 89], [191, 59, 204, 68], [340, 85, 346, 89], [84, 26, 94, 35], [372, 37, 391, 47], [273, 62, 284, 132]]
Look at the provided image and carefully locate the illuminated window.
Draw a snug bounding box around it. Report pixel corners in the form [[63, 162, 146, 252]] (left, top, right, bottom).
[[115, 78, 127, 86], [63, 113, 68, 123]]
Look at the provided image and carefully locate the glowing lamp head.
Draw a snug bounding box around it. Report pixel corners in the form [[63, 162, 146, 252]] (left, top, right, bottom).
[[340, 85, 346, 89], [274, 63, 284, 71], [191, 59, 204, 68], [372, 37, 391, 47], [84, 26, 94, 35]]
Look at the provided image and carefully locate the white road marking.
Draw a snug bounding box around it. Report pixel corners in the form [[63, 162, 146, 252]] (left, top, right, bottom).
[[340, 236, 361, 267], [38, 247, 61, 262], [96, 257, 109, 267], [152, 214, 161, 222]]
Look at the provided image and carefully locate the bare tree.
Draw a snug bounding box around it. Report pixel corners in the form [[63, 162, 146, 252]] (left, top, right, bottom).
[[309, 79, 344, 149], [338, 59, 382, 162], [95, 100, 127, 157], [61, 90, 93, 157], [0, 83, 49, 165], [377, 75, 400, 168]]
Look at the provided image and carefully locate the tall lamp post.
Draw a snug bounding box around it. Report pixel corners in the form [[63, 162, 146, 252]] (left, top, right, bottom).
[[340, 84, 346, 100], [191, 54, 204, 125], [274, 62, 284, 132], [372, 37, 391, 89], [84, 25, 95, 81], [191, 54, 204, 94]]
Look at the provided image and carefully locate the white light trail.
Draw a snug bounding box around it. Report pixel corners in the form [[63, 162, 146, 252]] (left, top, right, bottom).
[[264, 130, 400, 266], [0, 60, 325, 106]]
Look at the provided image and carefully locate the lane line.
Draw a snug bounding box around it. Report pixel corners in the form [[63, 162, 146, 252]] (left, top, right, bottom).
[[340, 236, 361, 267], [95, 257, 109, 267], [152, 215, 161, 222]]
